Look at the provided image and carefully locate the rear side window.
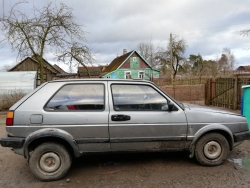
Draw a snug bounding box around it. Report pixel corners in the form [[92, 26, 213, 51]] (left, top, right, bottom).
[[45, 84, 104, 111]]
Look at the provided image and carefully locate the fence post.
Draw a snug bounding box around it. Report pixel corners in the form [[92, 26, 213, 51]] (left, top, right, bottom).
[[205, 79, 211, 105], [210, 79, 213, 105], [233, 76, 238, 110], [205, 80, 208, 105], [173, 79, 176, 98]]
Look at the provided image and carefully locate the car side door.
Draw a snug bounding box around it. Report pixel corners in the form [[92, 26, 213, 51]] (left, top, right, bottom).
[[42, 81, 110, 152], [108, 81, 188, 151]]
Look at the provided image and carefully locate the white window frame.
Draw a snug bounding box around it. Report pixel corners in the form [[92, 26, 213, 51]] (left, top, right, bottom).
[[133, 57, 137, 62], [138, 71, 144, 79], [125, 71, 131, 79], [153, 73, 159, 78]]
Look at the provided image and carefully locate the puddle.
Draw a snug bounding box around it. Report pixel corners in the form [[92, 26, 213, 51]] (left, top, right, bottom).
[[242, 158, 250, 170], [229, 158, 243, 167], [229, 158, 250, 171]]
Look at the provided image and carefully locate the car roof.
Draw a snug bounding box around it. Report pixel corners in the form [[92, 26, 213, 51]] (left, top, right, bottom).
[[49, 78, 152, 83]]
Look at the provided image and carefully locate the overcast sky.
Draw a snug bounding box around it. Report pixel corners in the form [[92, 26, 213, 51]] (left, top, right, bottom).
[[0, 0, 249, 73]]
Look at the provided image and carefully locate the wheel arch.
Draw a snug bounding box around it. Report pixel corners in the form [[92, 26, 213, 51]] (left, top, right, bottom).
[[23, 128, 81, 160], [189, 125, 234, 158]]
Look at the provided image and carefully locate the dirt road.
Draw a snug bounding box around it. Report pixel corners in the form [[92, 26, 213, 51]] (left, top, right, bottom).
[[1, 113, 250, 188]]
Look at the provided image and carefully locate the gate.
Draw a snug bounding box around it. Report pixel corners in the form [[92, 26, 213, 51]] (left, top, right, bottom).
[[205, 77, 250, 110]]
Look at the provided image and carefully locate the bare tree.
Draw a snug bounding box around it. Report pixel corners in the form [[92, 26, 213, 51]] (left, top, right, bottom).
[[0, 64, 12, 71], [240, 29, 250, 36], [0, 1, 92, 83], [218, 48, 235, 76], [190, 54, 205, 82], [153, 47, 169, 76], [155, 36, 187, 79], [178, 60, 192, 76], [57, 42, 95, 76], [204, 60, 219, 78], [137, 42, 155, 67]]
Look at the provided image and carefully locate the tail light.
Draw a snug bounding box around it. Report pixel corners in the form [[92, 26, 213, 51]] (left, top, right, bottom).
[[6, 111, 14, 126]]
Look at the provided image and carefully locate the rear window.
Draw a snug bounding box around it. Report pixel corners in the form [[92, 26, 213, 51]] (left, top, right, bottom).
[[44, 84, 104, 111]]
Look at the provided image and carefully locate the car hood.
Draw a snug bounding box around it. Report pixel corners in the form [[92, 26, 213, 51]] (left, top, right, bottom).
[[183, 103, 241, 116], [183, 103, 248, 133]]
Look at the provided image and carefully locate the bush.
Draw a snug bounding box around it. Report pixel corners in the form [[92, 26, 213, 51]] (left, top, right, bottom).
[[0, 89, 26, 111]]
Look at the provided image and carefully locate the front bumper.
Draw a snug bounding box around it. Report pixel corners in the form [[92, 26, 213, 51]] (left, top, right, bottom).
[[0, 136, 25, 148], [233, 131, 250, 142]]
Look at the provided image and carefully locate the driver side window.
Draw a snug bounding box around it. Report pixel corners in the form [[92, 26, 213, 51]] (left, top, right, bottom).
[[111, 84, 169, 111]]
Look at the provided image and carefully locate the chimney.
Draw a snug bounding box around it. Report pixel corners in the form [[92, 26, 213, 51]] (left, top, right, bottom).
[[123, 49, 127, 55]]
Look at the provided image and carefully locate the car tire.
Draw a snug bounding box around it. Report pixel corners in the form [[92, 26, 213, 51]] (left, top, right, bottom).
[[29, 142, 72, 181], [195, 133, 229, 166]]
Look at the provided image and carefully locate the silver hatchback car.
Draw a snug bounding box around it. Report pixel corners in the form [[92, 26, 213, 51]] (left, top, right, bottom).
[[1, 79, 250, 181]]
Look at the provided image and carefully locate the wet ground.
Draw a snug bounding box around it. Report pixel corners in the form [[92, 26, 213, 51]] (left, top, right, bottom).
[[1, 112, 250, 188]]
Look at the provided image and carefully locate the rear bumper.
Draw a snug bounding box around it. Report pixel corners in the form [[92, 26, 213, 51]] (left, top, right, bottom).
[[0, 136, 25, 148], [233, 131, 250, 142]]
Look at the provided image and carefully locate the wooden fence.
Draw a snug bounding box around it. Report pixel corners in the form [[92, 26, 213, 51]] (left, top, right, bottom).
[[153, 78, 206, 104], [205, 77, 250, 110], [153, 78, 207, 86]]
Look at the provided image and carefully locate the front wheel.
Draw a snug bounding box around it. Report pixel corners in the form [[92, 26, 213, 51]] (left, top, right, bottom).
[[195, 133, 229, 166], [29, 142, 72, 181]]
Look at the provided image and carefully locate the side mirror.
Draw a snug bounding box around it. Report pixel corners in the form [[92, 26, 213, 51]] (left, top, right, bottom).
[[161, 104, 169, 111], [168, 102, 174, 111], [161, 102, 174, 111]]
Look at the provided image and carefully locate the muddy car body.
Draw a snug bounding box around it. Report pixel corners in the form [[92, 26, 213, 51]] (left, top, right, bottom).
[[1, 79, 250, 181]]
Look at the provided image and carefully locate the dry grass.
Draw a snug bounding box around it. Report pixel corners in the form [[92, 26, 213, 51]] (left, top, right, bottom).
[[0, 89, 26, 111]]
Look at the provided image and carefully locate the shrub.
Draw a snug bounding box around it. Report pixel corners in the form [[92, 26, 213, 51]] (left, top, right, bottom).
[[0, 89, 26, 111]]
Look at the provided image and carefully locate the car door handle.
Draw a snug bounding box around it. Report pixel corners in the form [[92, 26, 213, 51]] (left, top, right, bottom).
[[111, 115, 131, 121]]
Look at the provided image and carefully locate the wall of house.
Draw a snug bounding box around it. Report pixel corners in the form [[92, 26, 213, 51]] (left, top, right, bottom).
[[120, 53, 149, 69], [152, 70, 160, 78], [104, 68, 159, 80], [10, 59, 56, 82], [36, 68, 54, 82], [12, 59, 38, 71]]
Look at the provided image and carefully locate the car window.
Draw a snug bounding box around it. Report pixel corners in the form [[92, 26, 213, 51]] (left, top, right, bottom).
[[111, 84, 168, 111], [45, 84, 104, 111]]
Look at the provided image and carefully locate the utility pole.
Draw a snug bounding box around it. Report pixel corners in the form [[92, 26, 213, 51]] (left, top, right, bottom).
[[170, 33, 175, 97], [170, 33, 173, 81]]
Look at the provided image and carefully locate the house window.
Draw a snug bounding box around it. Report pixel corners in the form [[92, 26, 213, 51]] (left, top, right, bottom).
[[153, 74, 159, 78], [125, 71, 131, 79], [130, 57, 140, 69], [138, 71, 144, 79]]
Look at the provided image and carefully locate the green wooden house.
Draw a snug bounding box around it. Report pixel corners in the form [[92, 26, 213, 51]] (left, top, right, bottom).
[[101, 50, 160, 80]]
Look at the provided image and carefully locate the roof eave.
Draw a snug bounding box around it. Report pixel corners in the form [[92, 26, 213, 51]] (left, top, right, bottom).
[[115, 50, 135, 70]]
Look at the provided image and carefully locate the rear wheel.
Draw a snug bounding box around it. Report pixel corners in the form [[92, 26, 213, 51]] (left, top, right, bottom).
[[29, 142, 72, 181], [195, 133, 229, 166]]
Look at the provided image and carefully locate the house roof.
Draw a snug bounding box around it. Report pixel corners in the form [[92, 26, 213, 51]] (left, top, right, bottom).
[[9, 57, 62, 74], [53, 64, 67, 74], [78, 66, 102, 76], [237, 66, 250, 72], [104, 51, 134, 72]]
